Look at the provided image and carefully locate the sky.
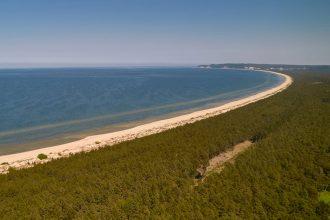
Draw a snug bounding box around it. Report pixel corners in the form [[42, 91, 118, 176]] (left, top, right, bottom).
[[0, 0, 329, 67]]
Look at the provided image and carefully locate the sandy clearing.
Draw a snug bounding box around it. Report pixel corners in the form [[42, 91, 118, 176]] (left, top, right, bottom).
[[195, 140, 253, 184], [206, 140, 253, 174], [0, 70, 292, 174]]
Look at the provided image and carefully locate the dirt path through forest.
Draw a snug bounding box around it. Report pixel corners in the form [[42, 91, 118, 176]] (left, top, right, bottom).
[[195, 140, 253, 184]]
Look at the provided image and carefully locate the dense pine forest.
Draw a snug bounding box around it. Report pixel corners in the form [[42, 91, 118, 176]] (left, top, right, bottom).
[[0, 70, 329, 218]]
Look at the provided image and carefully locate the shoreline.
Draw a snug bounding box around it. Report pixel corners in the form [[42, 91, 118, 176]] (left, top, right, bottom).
[[0, 73, 274, 155], [0, 70, 293, 173]]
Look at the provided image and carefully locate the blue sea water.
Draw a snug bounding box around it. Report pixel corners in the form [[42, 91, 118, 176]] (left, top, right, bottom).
[[0, 67, 284, 155]]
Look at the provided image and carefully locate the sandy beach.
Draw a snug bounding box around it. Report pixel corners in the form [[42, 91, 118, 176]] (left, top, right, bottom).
[[0, 70, 293, 174]]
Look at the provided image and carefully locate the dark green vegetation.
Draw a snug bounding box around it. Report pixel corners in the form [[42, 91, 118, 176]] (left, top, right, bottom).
[[0, 71, 329, 219], [37, 153, 48, 160]]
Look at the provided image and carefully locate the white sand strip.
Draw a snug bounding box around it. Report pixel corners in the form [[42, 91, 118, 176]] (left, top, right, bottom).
[[0, 70, 292, 173]]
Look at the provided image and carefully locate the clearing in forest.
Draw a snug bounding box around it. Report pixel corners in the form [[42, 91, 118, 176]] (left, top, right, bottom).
[[195, 140, 253, 183]]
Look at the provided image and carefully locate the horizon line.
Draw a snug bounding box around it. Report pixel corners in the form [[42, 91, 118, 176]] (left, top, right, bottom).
[[1, 62, 330, 69]]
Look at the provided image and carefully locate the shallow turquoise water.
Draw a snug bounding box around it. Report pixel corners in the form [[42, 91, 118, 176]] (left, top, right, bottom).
[[0, 67, 284, 154]]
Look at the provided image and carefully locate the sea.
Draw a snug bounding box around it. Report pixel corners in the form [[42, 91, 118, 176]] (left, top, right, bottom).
[[0, 67, 284, 155]]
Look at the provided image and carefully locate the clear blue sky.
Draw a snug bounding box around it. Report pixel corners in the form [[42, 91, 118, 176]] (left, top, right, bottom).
[[0, 0, 329, 66]]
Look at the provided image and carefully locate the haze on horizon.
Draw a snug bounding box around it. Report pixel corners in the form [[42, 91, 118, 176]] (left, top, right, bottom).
[[0, 0, 329, 67]]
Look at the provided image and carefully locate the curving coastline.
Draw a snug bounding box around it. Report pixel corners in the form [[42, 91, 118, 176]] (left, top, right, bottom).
[[0, 70, 293, 174]]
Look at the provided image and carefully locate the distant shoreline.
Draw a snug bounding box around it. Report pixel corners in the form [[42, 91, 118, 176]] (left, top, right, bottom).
[[0, 70, 293, 174]]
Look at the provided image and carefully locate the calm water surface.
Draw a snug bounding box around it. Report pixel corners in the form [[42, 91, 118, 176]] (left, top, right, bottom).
[[0, 67, 284, 155]]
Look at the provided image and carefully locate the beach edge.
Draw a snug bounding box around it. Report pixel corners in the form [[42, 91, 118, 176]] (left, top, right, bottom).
[[0, 70, 293, 173]]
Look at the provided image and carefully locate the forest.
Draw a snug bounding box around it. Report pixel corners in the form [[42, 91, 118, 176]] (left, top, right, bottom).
[[0, 70, 329, 219]]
